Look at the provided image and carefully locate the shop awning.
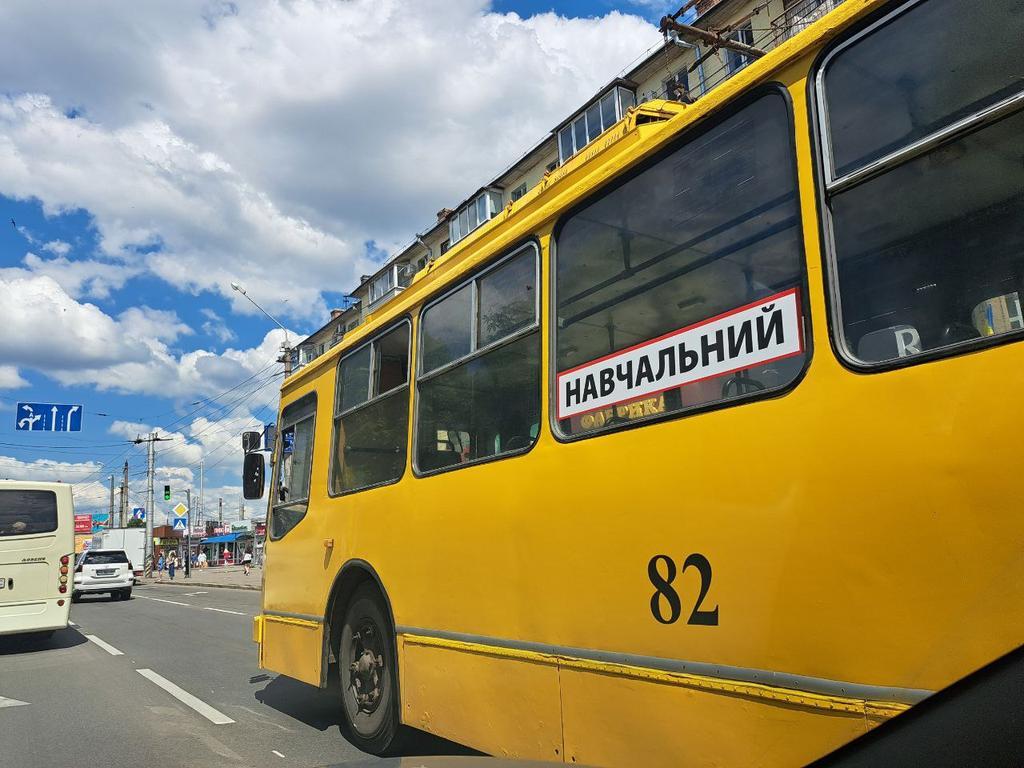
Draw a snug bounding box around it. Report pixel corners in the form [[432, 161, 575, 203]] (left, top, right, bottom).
[[201, 533, 240, 544]]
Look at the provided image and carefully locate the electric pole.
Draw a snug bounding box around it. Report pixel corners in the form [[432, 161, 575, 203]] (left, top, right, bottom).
[[185, 488, 192, 579], [134, 432, 172, 577], [199, 458, 204, 529], [120, 460, 129, 527], [109, 475, 115, 526], [218, 497, 223, 525]]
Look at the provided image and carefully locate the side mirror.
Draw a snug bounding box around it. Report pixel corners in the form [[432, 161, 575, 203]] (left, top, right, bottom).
[[242, 452, 265, 499], [242, 431, 262, 453]]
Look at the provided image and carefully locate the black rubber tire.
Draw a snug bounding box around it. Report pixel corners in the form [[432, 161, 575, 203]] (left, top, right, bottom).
[[71, 592, 80, 603], [337, 582, 404, 755], [109, 592, 119, 601], [122, 588, 132, 600]]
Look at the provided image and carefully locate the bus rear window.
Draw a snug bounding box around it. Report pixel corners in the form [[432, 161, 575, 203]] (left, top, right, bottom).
[[0, 490, 58, 536], [84, 551, 129, 564]]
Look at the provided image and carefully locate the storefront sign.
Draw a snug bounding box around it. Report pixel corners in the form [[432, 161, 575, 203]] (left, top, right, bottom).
[[74, 514, 92, 534]]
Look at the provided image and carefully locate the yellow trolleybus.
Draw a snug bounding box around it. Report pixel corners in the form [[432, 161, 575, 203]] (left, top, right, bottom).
[[246, 0, 1024, 763]]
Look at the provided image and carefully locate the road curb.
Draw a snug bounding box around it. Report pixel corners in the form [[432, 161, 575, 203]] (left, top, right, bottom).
[[141, 580, 261, 592]]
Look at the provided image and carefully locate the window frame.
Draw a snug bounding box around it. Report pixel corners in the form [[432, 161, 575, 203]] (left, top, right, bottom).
[[811, 0, 1024, 373], [328, 317, 412, 498], [269, 392, 317, 541], [549, 84, 811, 442], [413, 239, 542, 477]]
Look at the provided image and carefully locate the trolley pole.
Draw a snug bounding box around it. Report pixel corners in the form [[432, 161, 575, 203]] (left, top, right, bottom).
[[185, 488, 192, 579]]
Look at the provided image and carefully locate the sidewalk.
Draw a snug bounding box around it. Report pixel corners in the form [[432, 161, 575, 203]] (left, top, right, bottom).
[[144, 565, 263, 591]]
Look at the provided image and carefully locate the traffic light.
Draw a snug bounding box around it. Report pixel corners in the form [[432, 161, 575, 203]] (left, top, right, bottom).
[[163, 485, 171, 501]]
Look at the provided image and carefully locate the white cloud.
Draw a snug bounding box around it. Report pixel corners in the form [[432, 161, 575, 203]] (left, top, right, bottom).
[[41, 239, 71, 256], [0, 273, 288, 398], [0, 1, 657, 319], [200, 307, 237, 343], [0, 251, 141, 299], [0, 366, 27, 389]]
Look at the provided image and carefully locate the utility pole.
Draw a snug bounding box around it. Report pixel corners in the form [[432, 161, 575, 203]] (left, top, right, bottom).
[[239, 499, 245, 521], [185, 488, 192, 579], [199, 458, 204, 530], [108, 475, 115, 527], [134, 432, 172, 578], [218, 497, 223, 525], [120, 460, 129, 527]]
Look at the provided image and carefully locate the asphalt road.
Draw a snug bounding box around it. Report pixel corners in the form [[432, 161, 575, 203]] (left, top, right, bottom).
[[0, 584, 472, 768]]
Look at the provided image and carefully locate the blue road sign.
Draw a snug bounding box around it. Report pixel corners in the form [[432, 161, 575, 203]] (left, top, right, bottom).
[[172, 517, 187, 531], [131, 507, 146, 521], [15, 402, 83, 432]]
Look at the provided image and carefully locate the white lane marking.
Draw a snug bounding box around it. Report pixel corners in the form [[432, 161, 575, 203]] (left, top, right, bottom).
[[183, 591, 207, 596], [136, 669, 235, 725], [0, 696, 29, 709], [203, 607, 246, 616], [85, 635, 124, 656], [136, 595, 191, 607], [272, 750, 285, 758], [68, 621, 77, 627]]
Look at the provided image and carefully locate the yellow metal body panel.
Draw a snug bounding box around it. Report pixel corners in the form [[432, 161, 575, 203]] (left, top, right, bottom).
[[256, 1, 1024, 764], [259, 615, 323, 687], [401, 635, 564, 761]]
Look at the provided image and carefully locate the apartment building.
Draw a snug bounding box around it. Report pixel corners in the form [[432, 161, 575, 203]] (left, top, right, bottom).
[[292, 0, 841, 369]]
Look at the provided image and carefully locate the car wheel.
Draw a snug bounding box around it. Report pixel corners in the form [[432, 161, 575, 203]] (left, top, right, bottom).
[[338, 582, 405, 755], [71, 592, 80, 603], [109, 592, 119, 601], [123, 588, 132, 600]]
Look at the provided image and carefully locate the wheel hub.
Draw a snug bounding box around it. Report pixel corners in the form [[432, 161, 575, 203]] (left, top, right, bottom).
[[348, 622, 385, 714]]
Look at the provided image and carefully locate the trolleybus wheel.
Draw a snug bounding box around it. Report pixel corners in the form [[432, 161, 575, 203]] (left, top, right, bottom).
[[338, 582, 403, 755]]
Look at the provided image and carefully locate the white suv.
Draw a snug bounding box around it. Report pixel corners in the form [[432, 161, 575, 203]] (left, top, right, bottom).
[[73, 549, 135, 601]]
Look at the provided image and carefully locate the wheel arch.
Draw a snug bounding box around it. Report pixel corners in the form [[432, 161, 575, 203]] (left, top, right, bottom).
[[321, 559, 399, 690]]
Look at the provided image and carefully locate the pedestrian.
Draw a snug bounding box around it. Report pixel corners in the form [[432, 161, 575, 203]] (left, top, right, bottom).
[[198, 550, 207, 569], [242, 547, 253, 576], [156, 553, 165, 582], [222, 547, 233, 566], [168, 551, 177, 580]]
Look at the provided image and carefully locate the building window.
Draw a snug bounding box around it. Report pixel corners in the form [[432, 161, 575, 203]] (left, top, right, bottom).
[[369, 267, 395, 304], [817, 0, 1024, 366], [448, 190, 503, 246], [416, 244, 540, 474], [664, 71, 694, 103], [510, 183, 528, 202], [557, 86, 636, 164], [554, 91, 807, 438], [726, 22, 754, 74], [331, 322, 410, 494], [440, 239, 451, 255]]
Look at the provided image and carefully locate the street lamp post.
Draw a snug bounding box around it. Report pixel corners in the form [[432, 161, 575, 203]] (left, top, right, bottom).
[[230, 282, 293, 375]]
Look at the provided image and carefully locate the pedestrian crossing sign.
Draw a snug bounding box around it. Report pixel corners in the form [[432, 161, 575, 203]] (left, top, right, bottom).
[[172, 517, 187, 531]]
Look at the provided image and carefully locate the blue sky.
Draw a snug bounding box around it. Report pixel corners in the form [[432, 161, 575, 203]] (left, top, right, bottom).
[[0, 0, 670, 519]]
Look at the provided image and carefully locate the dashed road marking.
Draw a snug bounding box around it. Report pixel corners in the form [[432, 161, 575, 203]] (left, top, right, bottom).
[[203, 607, 246, 616], [272, 750, 285, 758], [86, 635, 124, 656], [183, 591, 208, 596], [136, 669, 235, 725], [136, 595, 191, 607], [68, 621, 77, 627], [0, 696, 29, 709]]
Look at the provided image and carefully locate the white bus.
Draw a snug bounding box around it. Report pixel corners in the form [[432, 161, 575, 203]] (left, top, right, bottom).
[[0, 481, 75, 638]]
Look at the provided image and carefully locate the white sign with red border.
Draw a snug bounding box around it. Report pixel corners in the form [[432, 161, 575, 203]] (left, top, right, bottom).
[[557, 288, 803, 420]]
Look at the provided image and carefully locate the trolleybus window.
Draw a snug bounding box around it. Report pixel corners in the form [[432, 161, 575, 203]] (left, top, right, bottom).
[[416, 244, 540, 473], [0, 490, 58, 537], [820, 0, 1023, 180], [554, 91, 806, 437], [271, 393, 316, 539], [332, 321, 410, 494], [819, 0, 1024, 366]]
